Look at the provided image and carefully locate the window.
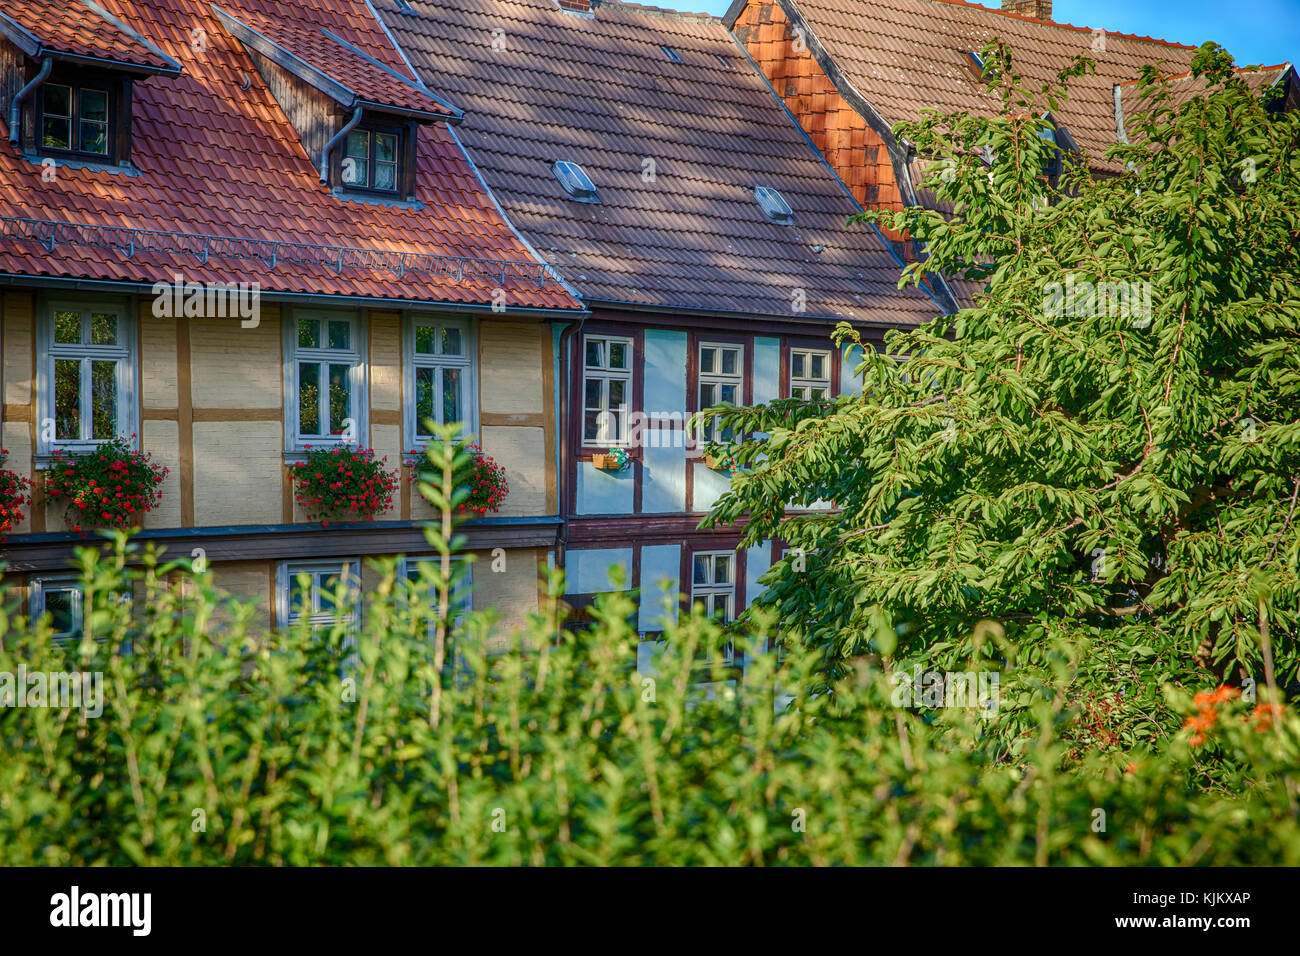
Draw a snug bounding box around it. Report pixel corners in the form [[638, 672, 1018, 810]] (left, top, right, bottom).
[[660, 45, 683, 63], [37, 298, 137, 458], [691, 551, 736, 664], [788, 348, 832, 400], [38, 81, 112, 159], [406, 316, 475, 444], [29, 575, 131, 647], [697, 342, 743, 443], [284, 310, 367, 453], [403, 556, 472, 640], [551, 160, 598, 202], [278, 560, 360, 637], [582, 335, 632, 446], [754, 185, 793, 225], [340, 126, 402, 193]]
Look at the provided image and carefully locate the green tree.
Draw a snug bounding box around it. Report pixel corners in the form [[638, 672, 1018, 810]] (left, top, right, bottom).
[[702, 43, 1300, 754]]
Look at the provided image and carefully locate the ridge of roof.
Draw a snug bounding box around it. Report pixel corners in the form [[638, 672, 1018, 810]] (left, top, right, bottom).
[[1113, 62, 1293, 87], [599, 0, 719, 23], [913, 0, 1199, 52]]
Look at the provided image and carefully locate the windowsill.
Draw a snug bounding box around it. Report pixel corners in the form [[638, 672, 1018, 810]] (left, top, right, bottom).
[[330, 188, 423, 210], [23, 152, 138, 176], [35, 442, 140, 470]]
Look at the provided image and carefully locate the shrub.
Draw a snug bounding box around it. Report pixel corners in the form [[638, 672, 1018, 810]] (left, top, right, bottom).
[[0, 443, 1295, 866], [43, 437, 167, 532], [291, 445, 399, 525], [0, 448, 31, 538]]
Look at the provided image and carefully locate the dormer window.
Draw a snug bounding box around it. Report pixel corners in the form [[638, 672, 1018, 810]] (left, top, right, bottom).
[[552, 160, 598, 203], [754, 185, 793, 225], [27, 68, 131, 165], [342, 126, 401, 193], [40, 83, 110, 157]]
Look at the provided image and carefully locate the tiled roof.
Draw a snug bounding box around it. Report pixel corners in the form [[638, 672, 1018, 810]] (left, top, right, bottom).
[[377, 0, 939, 325], [0, 0, 181, 73], [0, 0, 578, 311], [213, 2, 456, 116], [770, 0, 1205, 173], [1117, 63, 1294, 138]]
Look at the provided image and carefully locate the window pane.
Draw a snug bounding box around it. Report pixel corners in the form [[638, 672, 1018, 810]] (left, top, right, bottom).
[[792, 386, 806, 400], [442, 367, 461, 425], [441, 327, 462, 355], [700, 383, 716, 407], [345, 130, 369, 158], [700, 347, 715, 374], [80, 120, 108, 155], [415, 325, 435, 354], [44, 84, 71, 117], [45, 587, 79, 637], [328, 364, 351, 435], [298, 319, 320, 349], [80, 89, 108, 122], [608, 378, 626, 409], [328, 320, 350, 351], [54, 310, 81, 344], [583, 410, 602, 442], [298, 362, 320, 434], [90, 312, 117, 345], [374, 162, 396, 191], [376, 133, 397, 163], [811, 353, 826, 378], [342, 155, 366, 187], [714, 555, 730, 583], [585, 339, 604, 368], [693, 555, 708, 585], [42, 117, 71, 150], [720, 384, 736, 404], [289, 574, 312, 615], [91, 361, 117, 439], [415, 367, 434, 437], [318, 571, 342, 612], [721, 349, 738, 375], [55, 359, 81, 439], [811, 387, 826, 400], [585, 378, 603, 411], [609, 342, 628, 370], [791, 352, 805, 378]]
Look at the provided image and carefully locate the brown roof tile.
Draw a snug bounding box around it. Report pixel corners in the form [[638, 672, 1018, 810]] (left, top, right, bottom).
[[377, 0, 937, 325], [0, 0, 181, 73]]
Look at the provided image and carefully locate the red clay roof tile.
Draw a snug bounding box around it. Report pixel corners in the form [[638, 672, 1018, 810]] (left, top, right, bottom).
[[0, 0, 578, 311]]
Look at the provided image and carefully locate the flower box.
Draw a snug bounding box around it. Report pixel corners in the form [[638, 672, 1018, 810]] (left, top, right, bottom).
[[291, 445, 399, 526], [44, 437, 167, 533], [591, 449, 630, 471]]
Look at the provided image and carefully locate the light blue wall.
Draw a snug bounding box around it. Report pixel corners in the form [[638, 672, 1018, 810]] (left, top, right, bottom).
[[643, 329, 687, 415], [840, 343, 864, 396], [692, 460, 732, 513], [753, 336, 780, 404], [638, 543, 681, 633], [576, 461, 634, 514], [641, 443, 687, 513], [567, 547, 634, 594], [745, 540, 772, 604]]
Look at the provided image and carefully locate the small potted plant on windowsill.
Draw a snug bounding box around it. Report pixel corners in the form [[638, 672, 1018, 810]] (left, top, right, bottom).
[[703, 451, 743, 475], [0, 448, 32, 540], [44, 436, 168, 533], [591, 447, 631, 472], [291, 445, 399, 526]]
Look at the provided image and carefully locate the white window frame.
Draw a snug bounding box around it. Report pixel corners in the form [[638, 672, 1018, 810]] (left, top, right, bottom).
[[401, 555, 472, 640], [582, 334, 633, 447], [690, 550, 736, 664], [697, 342, 744, 444], [35, 296, 138, 463], [275, 559, 361, 633], [403, 314, 476, 450], [282, 309, 368, 458], [788, 348, 832, 400]]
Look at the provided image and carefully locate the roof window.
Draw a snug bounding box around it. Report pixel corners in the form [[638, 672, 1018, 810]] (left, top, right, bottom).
[[754, 185, 793, 225], [661, 46, 683, 63], [552, 160, 598, 203]]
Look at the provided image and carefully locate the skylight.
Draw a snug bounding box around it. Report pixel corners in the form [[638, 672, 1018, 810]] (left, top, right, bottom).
[[661, 46, 683, 63], [552, 160, 598, 203], [966, 51, 985, 72], [754, 185, 793, 225]]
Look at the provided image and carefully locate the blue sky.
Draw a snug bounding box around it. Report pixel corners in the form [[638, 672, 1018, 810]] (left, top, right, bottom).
[[687, 0, 1298, 68]]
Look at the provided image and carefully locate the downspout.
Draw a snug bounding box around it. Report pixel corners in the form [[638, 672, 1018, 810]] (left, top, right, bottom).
[[554, 315, 586, 578], [10, 56, 53, 148], [318, 105, 363, 184]]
